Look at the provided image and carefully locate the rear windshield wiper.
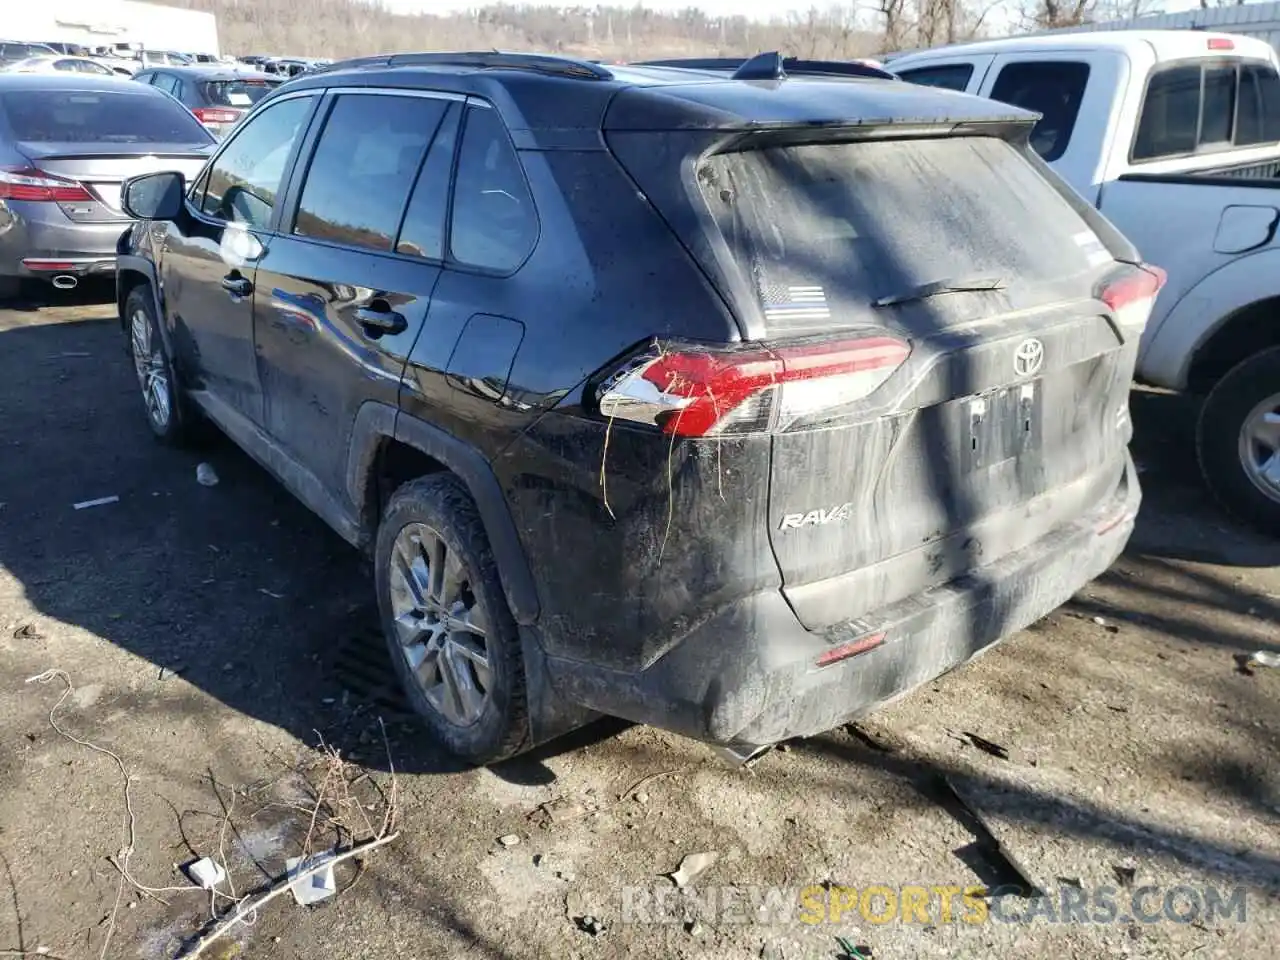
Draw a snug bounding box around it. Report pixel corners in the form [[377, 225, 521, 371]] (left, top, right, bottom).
[[872, 276, 1007, 308]]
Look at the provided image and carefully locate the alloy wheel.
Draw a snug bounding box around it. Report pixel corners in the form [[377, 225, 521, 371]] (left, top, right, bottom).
[[387, 522, 492, 727], [1238, 391, 1280, 505], [130, 308, 171, 430]]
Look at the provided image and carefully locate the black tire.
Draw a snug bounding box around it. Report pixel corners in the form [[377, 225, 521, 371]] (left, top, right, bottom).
[[374, 473, 530, 764], [1196, 346, 1280, 537], [0, 276, 22, 302], [125, 285, 194, 446]]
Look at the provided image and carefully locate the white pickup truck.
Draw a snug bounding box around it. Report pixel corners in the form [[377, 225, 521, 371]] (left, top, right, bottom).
[[889, 30, 1280, 535]]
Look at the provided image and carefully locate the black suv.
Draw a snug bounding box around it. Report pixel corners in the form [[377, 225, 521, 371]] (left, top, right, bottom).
[[116, 52, 1159, 765]]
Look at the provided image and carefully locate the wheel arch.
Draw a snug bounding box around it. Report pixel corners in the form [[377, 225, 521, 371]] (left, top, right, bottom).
[[1186, 294, 1280, 396], [347, 401, 541, 625], [116, 255, 172, 353], [1139, 249, 1280, 393]]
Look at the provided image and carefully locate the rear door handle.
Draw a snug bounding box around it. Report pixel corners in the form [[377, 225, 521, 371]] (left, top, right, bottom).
[[356, 306, 407, 336], [220, 274, 252, 297]]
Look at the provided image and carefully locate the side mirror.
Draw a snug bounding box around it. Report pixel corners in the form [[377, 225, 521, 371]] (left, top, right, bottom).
[[121, 170, 185, 220]]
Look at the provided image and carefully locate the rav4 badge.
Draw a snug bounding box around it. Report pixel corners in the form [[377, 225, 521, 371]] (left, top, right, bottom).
[[778, 503, 855, 531]]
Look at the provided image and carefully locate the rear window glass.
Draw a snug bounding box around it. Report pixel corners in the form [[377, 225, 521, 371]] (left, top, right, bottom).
[[0, 90, 212, 144], [697, 136, 1103, 335], [200, 79, 280, 107], [1134, 59, 1280, 160]]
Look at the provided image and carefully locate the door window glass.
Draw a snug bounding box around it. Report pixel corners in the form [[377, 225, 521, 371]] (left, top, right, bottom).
[[897, 63, 974, 91], [199, 95, 313, 229], [293, 93, 447, 252], [989, 61, 1090, 162], [396, 102, 461, 261]]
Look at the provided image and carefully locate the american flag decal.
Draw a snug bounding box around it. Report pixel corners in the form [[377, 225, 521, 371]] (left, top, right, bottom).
[[760, 281, 830, 322]]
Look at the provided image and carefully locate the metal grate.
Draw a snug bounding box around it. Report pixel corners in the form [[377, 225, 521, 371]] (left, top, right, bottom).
[[332, 619, 415, 721]]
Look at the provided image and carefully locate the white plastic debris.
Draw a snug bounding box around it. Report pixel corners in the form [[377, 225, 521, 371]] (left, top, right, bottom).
[[668, 851, 719, 888], [73, 496, 119, 510], [498, 834, 521, 847], [286, 854, 337, 906], [1250, 650, 1280, 668], [196, 463, 219, 487], [185, 857, 226, 890]]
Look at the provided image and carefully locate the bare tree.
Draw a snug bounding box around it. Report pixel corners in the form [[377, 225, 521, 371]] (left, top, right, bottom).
[[1024, 0, 1099, 30]]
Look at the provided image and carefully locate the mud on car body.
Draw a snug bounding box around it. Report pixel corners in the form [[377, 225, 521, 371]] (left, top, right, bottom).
[[115, 51, 1159, 763]]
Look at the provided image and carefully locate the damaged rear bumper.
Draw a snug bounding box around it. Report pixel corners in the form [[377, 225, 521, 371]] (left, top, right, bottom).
[[545, 455, 1140, 748]]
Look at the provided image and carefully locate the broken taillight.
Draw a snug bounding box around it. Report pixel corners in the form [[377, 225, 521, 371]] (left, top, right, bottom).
[[596, 335, 910, 437], [1099, 264, 1166, 331], [815, 631, 886, 667]]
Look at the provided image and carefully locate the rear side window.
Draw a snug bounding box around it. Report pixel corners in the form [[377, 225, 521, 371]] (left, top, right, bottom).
[[698, 136, 1103, 336], [449, 105, 538, 272], [1134, 59, 1280, 160], [200, 79, 279, 107], [989, 61, 1090, 162], [897, 64, 974, 92], [0, 90, 211, 144], [293, 93, 448, 252]]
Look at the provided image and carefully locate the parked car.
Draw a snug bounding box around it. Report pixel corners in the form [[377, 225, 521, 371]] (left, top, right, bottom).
[[40, 42, 91, 57], [135, 65, 282, 138], [135, 51, 193, 68], [890, 30, 1280, 534], [0, 73, 215, 298], [0, 41, 56, 67], [116, 51, 1156, 765], [261, 57, 313, 78], [4, 55, 116, 76]]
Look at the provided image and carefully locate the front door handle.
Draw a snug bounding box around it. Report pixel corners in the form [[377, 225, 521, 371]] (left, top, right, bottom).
[[356, 305, 407, 336], [220, 273, 252, 297]]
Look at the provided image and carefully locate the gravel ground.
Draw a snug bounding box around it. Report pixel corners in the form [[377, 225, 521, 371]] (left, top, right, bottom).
[[0, 286, 1277, 960]]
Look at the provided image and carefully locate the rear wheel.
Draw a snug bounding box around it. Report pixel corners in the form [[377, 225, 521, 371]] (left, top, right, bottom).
[[1196, 347, 1280, 536], [374, 474, 530, 764], [126, 286, 193, 445], [0, 276, 21, 302]]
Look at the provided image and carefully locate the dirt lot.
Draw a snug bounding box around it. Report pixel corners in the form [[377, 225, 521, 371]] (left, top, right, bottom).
[[1, 286, 1277, 960]]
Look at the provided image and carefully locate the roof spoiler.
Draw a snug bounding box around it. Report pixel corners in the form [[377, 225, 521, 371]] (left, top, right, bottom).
[[634, 52, 898, 82]]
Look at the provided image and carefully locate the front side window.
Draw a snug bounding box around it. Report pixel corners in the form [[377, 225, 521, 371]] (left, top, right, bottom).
[[897, 63, 974, 92], [449, 105, 538, 272], [198, 95, 313, 229], [292, 93, 448, 252], [989, 61, 1090, 163]]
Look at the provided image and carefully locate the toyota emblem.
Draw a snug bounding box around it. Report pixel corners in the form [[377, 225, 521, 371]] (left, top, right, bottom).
[[1013, 338, 1044, 378]]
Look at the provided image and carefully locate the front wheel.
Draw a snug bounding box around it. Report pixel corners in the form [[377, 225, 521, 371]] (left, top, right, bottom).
[[374, 474, 530, 764], [125, 286, 193, 445], [1196, 346, 1280, 537]]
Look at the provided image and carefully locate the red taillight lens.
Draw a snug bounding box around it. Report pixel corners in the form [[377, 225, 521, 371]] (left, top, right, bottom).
[[193, 107, 241, 124], [0, 166, 94, 203], [1207, 37, 1235, 51], [1099, 263, 1166, 330], [598, 335, 910, 437]]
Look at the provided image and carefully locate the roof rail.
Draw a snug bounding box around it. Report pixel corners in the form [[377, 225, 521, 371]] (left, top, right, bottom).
[[635, 52, 897, 82], [314, 51, 614, 81]]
